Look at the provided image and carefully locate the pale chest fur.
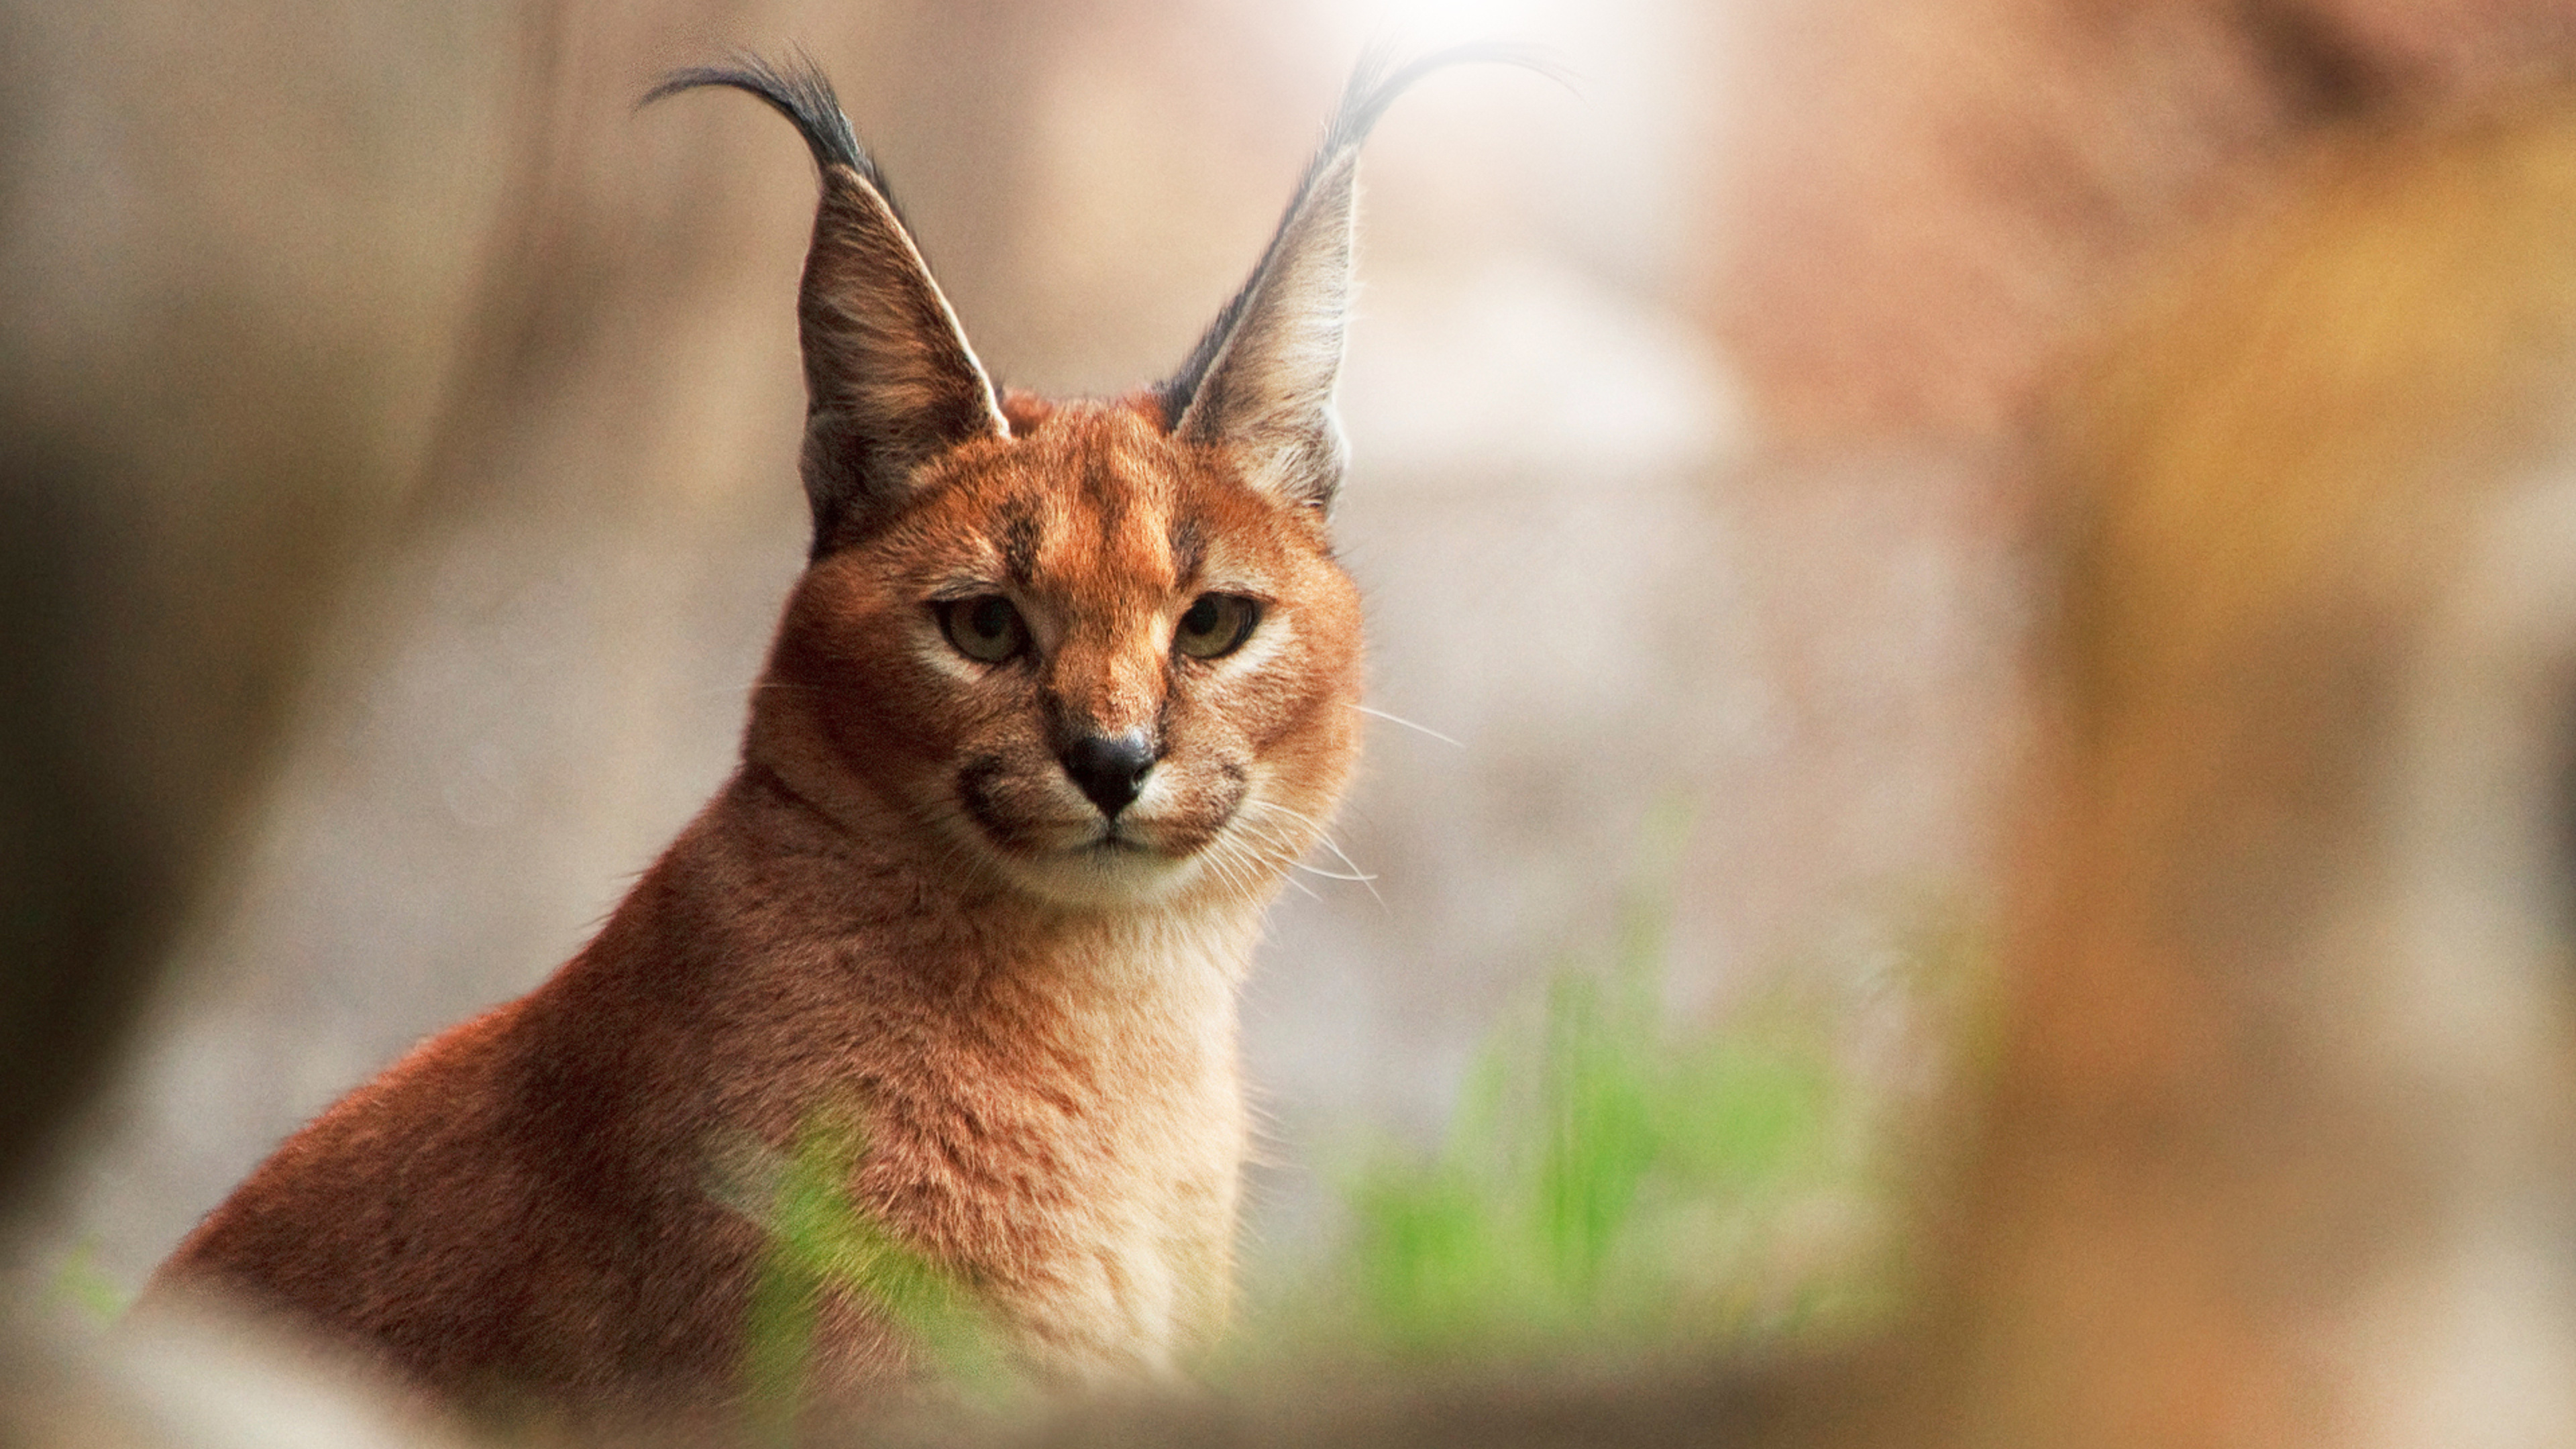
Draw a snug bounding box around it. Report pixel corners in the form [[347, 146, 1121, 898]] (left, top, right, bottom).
[[830, 906, 1259, 1386]]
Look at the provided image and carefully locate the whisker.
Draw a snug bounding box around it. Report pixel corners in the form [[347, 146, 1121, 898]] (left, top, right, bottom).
[[1211, 819, 1309, 902], [1223, 845, 1274, 902], [1236, 800, 1385, 910], [1206, 833, 1283, 903], [1230, 817, 1311, 876], [1289, 861, 1376, 883], [1352, 703, 1463, 749], [1301, 838, 1381, 906], [1245, 800, 1375, 876], [1240, 798, 1328, 833]]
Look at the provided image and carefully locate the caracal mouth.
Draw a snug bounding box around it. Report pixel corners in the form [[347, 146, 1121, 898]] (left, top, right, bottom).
[[979, 811, 1239, 908]]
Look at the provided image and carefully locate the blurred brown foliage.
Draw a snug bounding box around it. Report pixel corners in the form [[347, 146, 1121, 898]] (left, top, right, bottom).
[[0, 0, 517, 1216], [1715, 0, 2576, 443]]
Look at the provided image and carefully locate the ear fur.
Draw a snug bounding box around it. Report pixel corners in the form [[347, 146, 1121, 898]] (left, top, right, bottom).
[[1159, 44, 1566, 511], [645, 54, 1007, 551]]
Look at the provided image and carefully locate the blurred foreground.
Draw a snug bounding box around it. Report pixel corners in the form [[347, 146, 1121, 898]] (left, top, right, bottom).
[[15, 0, 2576, 1445]]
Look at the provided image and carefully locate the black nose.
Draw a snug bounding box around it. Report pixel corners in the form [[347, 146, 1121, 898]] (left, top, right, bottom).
[[1059, 729, 1156, 818]]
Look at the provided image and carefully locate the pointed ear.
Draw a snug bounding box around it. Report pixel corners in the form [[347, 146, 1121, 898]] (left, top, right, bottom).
[[1167, 152, 1359, 511], [646, 55, 1006, 548], [1159, 45, 1566, 511], [796, 168, 1008, 540]]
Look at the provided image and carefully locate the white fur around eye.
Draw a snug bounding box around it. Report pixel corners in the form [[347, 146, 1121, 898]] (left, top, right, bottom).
[[918, 631, 991, 684], [1194, 600, 1291, 676], [918, 602, 1008, 682]]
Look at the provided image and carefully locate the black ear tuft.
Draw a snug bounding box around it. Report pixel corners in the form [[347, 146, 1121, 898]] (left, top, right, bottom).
[[644, 50, 872, 186], [646, 52, 1006, 552], [1157, 44, 1570, 511]]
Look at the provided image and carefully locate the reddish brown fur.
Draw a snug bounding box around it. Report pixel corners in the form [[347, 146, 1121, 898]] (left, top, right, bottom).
[[149, 393, 1365, 1417]]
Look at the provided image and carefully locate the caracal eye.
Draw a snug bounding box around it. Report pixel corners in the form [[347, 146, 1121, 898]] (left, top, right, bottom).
[[936, 595, 1028, 663], [1174, 592, 1260, 659]]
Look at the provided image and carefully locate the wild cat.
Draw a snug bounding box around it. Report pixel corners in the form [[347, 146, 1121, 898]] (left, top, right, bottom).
[[146, 46, 1529, 1421]]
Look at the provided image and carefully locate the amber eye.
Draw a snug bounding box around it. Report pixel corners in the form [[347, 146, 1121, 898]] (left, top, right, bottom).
[[1174, 592, 1260, 659], [936, 595, 1028, 663]]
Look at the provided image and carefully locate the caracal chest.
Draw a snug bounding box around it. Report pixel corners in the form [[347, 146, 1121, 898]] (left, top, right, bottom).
[[882, 912, 1252, 1377]]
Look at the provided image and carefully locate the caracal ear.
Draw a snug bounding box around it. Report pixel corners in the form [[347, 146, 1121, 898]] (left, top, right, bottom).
[[1159, 44, 1564, 512], [646, 53, 1007, 551]]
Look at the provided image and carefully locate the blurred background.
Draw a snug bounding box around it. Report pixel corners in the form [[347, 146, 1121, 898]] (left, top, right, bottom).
[[17, 0, 2576, 1442], [0, 0, 2031, 1312]]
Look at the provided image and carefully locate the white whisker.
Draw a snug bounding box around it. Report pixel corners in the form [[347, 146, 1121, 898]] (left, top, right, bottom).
[[1212, 831, 1294, 902], [1240, 798, 1385, 910], [1224, 830, 1309, 902], [1201, 816, 1307, 904], [1290, 862, 1375, 883], [1228, 812, 1297, 859], [1352, 704, 1462, 749]]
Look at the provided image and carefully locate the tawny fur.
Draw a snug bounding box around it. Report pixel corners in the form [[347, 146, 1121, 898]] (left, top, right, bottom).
[[133, 48, 1532, 1421]]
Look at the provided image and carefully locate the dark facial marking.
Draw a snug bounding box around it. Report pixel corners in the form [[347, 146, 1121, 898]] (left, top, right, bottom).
[[1169, 516, 1208, 584], [956, 755, 1012, 837], [999, 502, 1040, 587], [1079, 447, 1126, 538]]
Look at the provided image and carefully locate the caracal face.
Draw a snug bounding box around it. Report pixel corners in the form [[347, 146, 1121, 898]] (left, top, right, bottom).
[[764, 397, 1362, 910]]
